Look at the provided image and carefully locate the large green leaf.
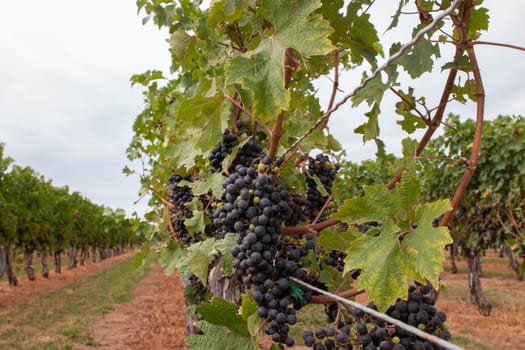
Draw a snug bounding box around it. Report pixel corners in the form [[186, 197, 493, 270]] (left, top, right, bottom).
[[185, 238, 217, 286], [226, 0, 335, 119], [343, 220, 416, 312], [336, 173, 452, 311], [196, 297, 249, 335], [176, 94, 229, 154], [335, 183, 397, 223]]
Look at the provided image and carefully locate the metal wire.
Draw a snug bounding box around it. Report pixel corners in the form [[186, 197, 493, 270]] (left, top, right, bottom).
[[290, 277, 465, 350]]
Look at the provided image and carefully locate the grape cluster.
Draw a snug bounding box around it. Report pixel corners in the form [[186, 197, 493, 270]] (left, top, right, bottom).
[[234, 138, 265, 169], [285, 193, 310, 226], [183, 273, 208, 305], [209, 133, 239, 171], [303, 284, 450, 350], [303, 319, 355, 350], [321, 250, 346, 272], [215, 160, 316, 347], [208, 121, 264, 173], [305, 154, 339, 220], [169, 174, 200, 245]]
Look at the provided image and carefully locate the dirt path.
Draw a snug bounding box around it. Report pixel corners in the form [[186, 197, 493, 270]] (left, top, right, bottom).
[[75, 263, 187, 350], [0, 251, 135, 316]]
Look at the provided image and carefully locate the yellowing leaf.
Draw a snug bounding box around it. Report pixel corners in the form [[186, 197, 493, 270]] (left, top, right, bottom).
[[343, 220, 415, 312], [402, 199, 452, 286]]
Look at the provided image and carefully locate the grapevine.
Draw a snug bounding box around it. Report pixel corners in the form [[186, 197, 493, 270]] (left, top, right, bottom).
[[126, 0, 511, 349]]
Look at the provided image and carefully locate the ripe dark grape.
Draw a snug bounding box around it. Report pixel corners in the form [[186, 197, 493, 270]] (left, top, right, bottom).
[[304, 154, 339, 220], [169, 174, 201, 245]]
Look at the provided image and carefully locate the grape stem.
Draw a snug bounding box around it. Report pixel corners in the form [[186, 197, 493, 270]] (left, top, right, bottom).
[[282, 218, 341, 235], [166, 207, 177, 240], [319, 50, 340, 130], [309, 288, 365, 304], [224, 94, 252, 118], [312, 195, 333, 225]]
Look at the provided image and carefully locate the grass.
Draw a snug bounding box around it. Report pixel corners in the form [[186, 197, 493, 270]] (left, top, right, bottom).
[[443, 265, 517, 279], [452, 333, 494, 350], [440, 279, 525, 314], [0, 252, 156, 350], [289, 303, 326, 343]]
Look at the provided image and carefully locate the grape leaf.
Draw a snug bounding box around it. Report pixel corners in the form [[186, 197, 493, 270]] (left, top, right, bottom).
[[185, 238, 217, 286], [181, 173, 226, 198], [392, 172, 420, 211], [335, 183, 397, 223], [209, 0, 247, 23], [196, 297, 249, 335], [468, 7, 490, 39], [184, 198, 207, 235], [169, 29, 197, 70], [158, 240, 186, 276], [319, 228, 355, 253], [393, 40, 437, 79], [187, 321, 258, 350], [354, 102, 381, 141], [402, 199, 452, 286], [343, 220, 416, 312], [319, 0, 380, 67], [241, 292, 262, 336], [241, 297, 258, 321], [167, 140, 202, 173], [336, 173, 452, 310], [214, 232, 238, 276], [185, 210, 206, 235], [132, 243, 150, 272], [176, 94, 229, 154], [226, 0, 335, 119]]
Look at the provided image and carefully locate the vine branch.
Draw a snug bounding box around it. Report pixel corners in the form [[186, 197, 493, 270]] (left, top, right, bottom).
[[440, 50, 485, 225], [282, 218, 341, 235], [473, 40, 525, 52], [310, 288, 365, 304]]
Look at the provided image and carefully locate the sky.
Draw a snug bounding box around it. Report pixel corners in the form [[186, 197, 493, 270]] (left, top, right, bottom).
[[0, 1, 524, 217]]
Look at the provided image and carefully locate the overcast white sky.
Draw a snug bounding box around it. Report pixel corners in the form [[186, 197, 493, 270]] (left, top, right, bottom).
[[0, 1, 523, 217]]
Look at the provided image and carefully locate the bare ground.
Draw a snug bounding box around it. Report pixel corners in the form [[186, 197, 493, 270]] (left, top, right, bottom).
[[435, 255, 525, 350], [74, 263, 186, 350]]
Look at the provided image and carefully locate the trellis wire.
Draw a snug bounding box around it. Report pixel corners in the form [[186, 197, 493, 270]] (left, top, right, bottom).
[[290, 277, 465, 350], [278, 0, 465, 161]]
